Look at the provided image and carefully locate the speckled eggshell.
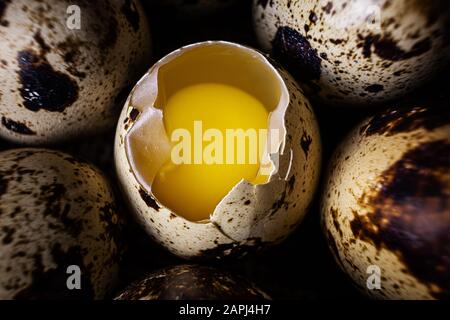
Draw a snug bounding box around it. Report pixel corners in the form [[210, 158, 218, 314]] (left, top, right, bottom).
[[321, 105, 450, 299], [0, 0, 151, 144], [0, 149, 124, 299], [114, 41, 321, 259], [253, 0, 450, 107], [115, 264, 270, 300]]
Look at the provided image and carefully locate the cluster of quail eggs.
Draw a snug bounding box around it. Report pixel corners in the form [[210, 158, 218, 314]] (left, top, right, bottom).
[[0, 0, 448, 300]]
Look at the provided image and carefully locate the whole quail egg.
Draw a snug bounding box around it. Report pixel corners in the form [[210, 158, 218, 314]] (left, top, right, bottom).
[[322, 104, 450, 299], [115, 41, 321, 259], [0, 0, 151, 144], [0, 148, 124, 299], [253, 0, 450, 107], [115, 264, 270, 300]]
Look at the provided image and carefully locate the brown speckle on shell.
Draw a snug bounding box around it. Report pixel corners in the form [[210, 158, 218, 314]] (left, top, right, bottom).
[[123, 107, 140, 130], [360, 105, 450, 137], [350, 140, 450, 299], [17, 49, 79, 113], [138, 187, 160, 211], [198, 238, 267, 261], [1, 117, 36, 135], [322, 103, 450, 299], [364, 84, 384, 93], [300, 131, 312, 158], [272, 26, 321, 82], [129, 108, 140, 121], [322, 2, 333, 14], [0, 149, 124, 299], [115, 265, 270, 300], [360, 34, 432, 61], [0, 0, 11, 26]]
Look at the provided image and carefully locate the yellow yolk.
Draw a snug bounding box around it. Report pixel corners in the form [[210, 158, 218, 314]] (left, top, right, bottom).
[[152, 83, 269, 221]]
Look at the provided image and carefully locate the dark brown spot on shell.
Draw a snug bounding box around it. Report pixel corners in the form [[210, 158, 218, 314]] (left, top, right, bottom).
[[360, 105, 450, 137], [309, 11, 317, 24], [350, 140, 450, 299], [129, 108, 140, 121], [17, 50, 78, 112], [139, 187, 160, 211], [0, 0, 11, 26], [329, 38, 344, 45], [322, 2, 333, 14], [57, 37, 82, 65], [2, 225, 15, 244], [362, 34, 432, 61], [1, 117, 36, 135], [56, 37, 87, 79], [33, 31, 50, 55], [300, 131, 312, 158], [0, 173, 9, 196], [40, 183, 83, 237], [330, 207, 343, 237], [365, 84, 384, 93], [272, 26, 321, 82], [198, 238, 266, 261], [269, 190, 288, 216], [361, 35, 373, 59]]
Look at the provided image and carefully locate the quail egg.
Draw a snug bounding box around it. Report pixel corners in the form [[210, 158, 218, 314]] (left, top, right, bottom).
[[322, 104, 450, 299], [0, 0, 151, 144], [115, 264, 270, 300], [115, 41, 321, 259], [253, 0, 450, 107], [0, 148, 124, 299]]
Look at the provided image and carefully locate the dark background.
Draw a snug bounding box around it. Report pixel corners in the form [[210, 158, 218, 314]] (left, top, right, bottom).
[[1, 0, 448, 300]]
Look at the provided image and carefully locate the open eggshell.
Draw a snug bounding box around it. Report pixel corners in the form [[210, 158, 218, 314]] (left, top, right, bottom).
[[321, 105, 450, 299], [115, 41, 321, 259]]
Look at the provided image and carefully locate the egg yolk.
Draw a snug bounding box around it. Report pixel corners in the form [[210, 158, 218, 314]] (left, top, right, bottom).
[[152, 83, 269, 221]]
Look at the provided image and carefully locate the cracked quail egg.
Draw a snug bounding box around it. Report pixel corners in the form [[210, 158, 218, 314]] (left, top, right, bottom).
[[0, 148, 124, 299], [0, 0, 151, 144], [115, 41, 321, 259], [115, 264, 270, 300], [253, 0, 450, 107], [322, 104, 450, 299]]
